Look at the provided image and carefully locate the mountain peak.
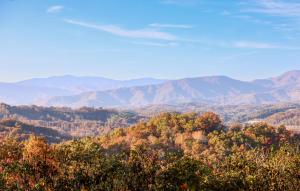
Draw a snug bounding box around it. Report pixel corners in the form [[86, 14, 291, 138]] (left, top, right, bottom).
[[181, 75, 234, 82], [272, 70, 300, 86], [279, 70, 300, 77]]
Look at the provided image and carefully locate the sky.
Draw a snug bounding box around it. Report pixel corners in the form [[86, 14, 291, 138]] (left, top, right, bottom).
[[1, 0, 300, 82]]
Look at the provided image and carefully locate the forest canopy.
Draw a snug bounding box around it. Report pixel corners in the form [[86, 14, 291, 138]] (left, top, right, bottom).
[[0, 112, 300, 191]]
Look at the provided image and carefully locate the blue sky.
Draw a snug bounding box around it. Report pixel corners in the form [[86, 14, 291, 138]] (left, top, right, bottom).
[[1, 0, 300, 82]]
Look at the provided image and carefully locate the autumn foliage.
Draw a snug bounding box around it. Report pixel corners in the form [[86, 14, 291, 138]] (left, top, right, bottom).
[[0, 112, 300, 190]]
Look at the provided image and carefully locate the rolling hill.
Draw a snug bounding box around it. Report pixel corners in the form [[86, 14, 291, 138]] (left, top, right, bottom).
[[0, 118, 71, 143], [0, 103, 142, 137]]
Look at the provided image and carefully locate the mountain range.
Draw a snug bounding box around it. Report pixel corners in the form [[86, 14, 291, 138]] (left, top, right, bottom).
[[17, 75, 166, 94], [1, 71, 300, 107], [0, 76, 165, 105]]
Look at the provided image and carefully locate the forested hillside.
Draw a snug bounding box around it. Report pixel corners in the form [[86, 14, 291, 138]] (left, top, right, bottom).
[[0, 103, 142, 138], [0, 119, 71, 143], [0, 112, 299, 190], [134, 102, 300, 125], [265, 109, 300, 132], [1, 103, 300, 142]]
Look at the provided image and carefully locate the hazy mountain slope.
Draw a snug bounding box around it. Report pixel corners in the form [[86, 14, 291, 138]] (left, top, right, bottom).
[[46, 71, 300, 107], [271, 70, 300, 87], [0, 82, 71, 105], [17, 75, 166, 93], [46, 76, 269, 107], [253, 70, 300, 88], [251, 70, 300, 103], [2, 70, 300, 107], [0, 76, 165, 105]]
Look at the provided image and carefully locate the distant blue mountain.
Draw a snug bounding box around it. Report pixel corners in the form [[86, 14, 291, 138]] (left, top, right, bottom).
[[0, 82, 71, 105], [0, 76, 165, 105], [1, 71, 300, 107], [45, 71, 300, 108], [17, 75, 166, 93]]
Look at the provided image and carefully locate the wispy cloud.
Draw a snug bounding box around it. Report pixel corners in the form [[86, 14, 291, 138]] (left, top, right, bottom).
[[183, 38, 283, 49], [47, 5, 64, 14], [217, 51, 259, 64], [62, 49, 122, 53], [131, 41, 178, 47], [246, 0, 300, 17], [220, 10, 231, 16], [232, 41, 278, 49], [149, 23, 194, 29], [239, 1, 300, 35], [180, 38, 280, 49], [64, 19, 177, 41], [63, 19, 296, 50], [227, 14, 272, 25], [231, 40, 300, 50]]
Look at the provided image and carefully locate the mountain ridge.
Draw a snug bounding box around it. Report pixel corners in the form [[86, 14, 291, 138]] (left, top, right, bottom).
[[45, 70, 300, 108], [1, 70, 300, 107], [0, 76, 166, 105], [17, 75, 166, 93]]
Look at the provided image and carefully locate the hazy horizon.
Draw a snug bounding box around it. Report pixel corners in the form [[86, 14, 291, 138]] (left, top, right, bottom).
[[0, 69, 299, 84]]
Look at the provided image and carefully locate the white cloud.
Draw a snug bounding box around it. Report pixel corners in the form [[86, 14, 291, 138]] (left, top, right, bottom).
[[246, 0, 300, 17], [62, 49, 122, 53], [64, 19, 177, 41], [131, 41, 178, 47], [232, 41, 278, 49], [179, 38, 289, 50], [231, 40, 300, 50], [220, 10, 231, 16], [227, 14, 272, 25], [239, 1, 300, 37], [217, 51, 259, 64], [47, 5, 64, 14], [149, 23, 194, 29]]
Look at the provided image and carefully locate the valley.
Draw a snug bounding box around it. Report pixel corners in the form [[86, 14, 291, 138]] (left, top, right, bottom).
[[1, 101, 300, 143]]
